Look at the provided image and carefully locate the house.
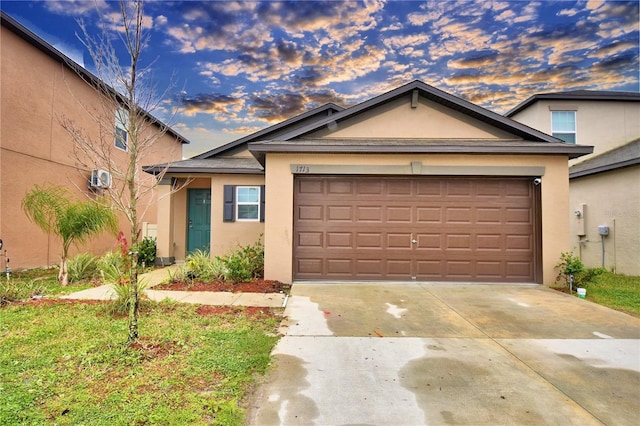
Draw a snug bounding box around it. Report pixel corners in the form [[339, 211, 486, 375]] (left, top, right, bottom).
[[0, 12, 186, 270], [507, 91, 640, 275], [145, 81, 591, 286]]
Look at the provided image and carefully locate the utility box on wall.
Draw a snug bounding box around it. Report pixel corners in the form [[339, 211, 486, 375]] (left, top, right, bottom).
[[598, 225, 609, 236]]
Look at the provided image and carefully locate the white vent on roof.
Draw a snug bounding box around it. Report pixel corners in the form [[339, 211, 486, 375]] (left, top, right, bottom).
[[90, 169, 112, 189]]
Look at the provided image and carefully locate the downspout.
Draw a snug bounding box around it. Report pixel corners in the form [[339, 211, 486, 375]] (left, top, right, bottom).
[[612, 218, 616, 273]]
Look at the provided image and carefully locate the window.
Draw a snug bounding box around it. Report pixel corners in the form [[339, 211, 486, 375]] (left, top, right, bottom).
[[551, 111, 576, 144], [236, 186, 260, 221], [223, 185, 265, 222], [115, 107, 128, 151]]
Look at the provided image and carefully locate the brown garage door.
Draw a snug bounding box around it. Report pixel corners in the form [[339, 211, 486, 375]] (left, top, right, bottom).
[[294, 176, 540, 282]]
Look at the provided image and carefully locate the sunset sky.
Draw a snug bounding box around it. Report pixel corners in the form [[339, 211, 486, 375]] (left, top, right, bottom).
[[2, 0, 638, 157]]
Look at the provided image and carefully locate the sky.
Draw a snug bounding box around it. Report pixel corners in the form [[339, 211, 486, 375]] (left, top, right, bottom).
[[2, 0, 639, 158]]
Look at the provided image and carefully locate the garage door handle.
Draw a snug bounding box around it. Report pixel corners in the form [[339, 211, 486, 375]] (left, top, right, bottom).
[[411, 239, 417, 244]]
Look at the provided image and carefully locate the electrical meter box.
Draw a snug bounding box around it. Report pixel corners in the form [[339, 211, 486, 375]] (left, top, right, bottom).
[[598, 225, 609, 236]]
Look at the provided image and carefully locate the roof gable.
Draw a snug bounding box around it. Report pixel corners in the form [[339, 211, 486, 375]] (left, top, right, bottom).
[[274, 80, 561, 143], [193, 103, 343, 159]]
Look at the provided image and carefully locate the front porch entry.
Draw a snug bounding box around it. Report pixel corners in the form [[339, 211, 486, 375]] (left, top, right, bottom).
[[187, 188, 211, 253]]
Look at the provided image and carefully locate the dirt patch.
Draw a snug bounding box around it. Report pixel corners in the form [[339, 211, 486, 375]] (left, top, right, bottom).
[[129, 337, 177, 360], [195, 305, 279, 320], [155, 279, 290, 294], [3, 298, 106, 308]]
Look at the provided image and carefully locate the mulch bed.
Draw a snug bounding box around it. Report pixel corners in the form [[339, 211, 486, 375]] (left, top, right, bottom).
[[154, 279, 290, 294]]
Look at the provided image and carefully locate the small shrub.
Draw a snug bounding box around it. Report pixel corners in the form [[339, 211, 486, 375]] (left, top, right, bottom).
[[555, 252, 606, 290], [224, 253, 252, 284], [67, 253, 99, 282], [0, 278, 46, 305], [135, 237, 157, 267]]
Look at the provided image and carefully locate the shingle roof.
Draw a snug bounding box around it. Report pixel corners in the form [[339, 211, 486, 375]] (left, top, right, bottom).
[[506, 90, 640, 117], [142, 157, 263, 175], [569, 139, 640, 179], [193, 103, 343, 159]]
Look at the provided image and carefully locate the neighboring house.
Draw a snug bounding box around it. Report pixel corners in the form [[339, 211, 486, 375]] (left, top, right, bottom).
[[0, 12, 186, 270], [145, 80, 591, 286], [507, 91, 640, 275]]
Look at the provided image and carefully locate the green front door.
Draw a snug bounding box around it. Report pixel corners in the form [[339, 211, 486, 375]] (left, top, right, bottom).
[[187, 189, 211, 254]]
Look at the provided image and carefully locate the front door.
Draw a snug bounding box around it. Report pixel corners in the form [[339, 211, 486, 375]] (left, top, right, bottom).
[[187, 189, 211, 254]]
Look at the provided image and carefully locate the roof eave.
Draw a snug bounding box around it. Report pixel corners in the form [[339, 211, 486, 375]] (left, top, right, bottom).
[[248, 142, 593, 165], [142, 165, 264, 175], [570, 158, 640, 179]]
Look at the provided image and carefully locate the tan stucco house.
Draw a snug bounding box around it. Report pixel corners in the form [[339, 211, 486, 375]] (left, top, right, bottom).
[[507, 91, 640, 276], [146, 81, 591, 286], [0, 12, 186, 270]]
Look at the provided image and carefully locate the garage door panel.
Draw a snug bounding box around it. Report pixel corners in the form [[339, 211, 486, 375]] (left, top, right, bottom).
[[298, 205, 324, 221], [416, 207, 442, 223], [506, 208, 532, 224], [387, 233, 412, 249], [356, 206, 383, 221], [476, 208, 502, 223], [387, 207, 412, 222], [294, 176, 537, 282], [328, 180, 353, 194], [446, 207, 472, 223], [356, 232, 382, 248], [446, 234, 472, 250], [327, 205, 353, 221], [327, 232, 352, 248], [506, 262, 533, 278], [299, 232, 323, 248], [356, 180, 384, 195]]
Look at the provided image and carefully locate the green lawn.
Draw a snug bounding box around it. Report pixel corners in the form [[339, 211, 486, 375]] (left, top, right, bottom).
[[583, 272, 640, 318], [0, 301, 281, 425]]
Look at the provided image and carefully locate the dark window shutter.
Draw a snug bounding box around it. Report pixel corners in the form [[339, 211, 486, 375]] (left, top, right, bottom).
[[223, 185, 235, 222], [260, 185, 266, 222]]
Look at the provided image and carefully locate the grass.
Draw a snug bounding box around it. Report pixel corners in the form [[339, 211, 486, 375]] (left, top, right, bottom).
[[0, 269, 95, 305], [0, 301, 282, 425], [582, 272, 640, 318]]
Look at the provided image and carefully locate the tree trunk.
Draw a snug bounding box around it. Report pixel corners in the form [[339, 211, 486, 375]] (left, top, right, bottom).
[[127, 251, 139, 343], [59, 257, 69, 286]]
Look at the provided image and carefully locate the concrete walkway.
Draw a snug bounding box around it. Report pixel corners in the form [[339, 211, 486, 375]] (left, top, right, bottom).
[[249, 283, 640, 425], [60, 266, 287, 308]]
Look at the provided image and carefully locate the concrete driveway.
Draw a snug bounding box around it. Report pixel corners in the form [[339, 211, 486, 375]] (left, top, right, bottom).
[[249, 283, 640, 425]]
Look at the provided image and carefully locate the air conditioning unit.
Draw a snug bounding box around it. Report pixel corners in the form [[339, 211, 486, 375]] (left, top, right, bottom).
[[90, 169, 112, 189]]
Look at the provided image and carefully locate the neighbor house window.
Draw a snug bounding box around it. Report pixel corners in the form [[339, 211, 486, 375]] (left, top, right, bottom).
[[236, 186, 260, 221], [115, 107, 128, 151], [551, 111, 576, 144]]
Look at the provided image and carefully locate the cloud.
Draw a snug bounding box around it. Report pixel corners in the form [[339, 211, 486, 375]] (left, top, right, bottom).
[[178, 93, 245, 118], [44, 0, 109, 15]]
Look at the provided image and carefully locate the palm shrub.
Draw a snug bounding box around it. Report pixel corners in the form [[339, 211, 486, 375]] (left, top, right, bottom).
[[99, 251, 126, 285], [22, 184, 118, 285], [185, 249, 225, 282], [67, 253, 99, 282]]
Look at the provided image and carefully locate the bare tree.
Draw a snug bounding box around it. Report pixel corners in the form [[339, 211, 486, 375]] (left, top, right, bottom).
[[59, 0, 179, 342]]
